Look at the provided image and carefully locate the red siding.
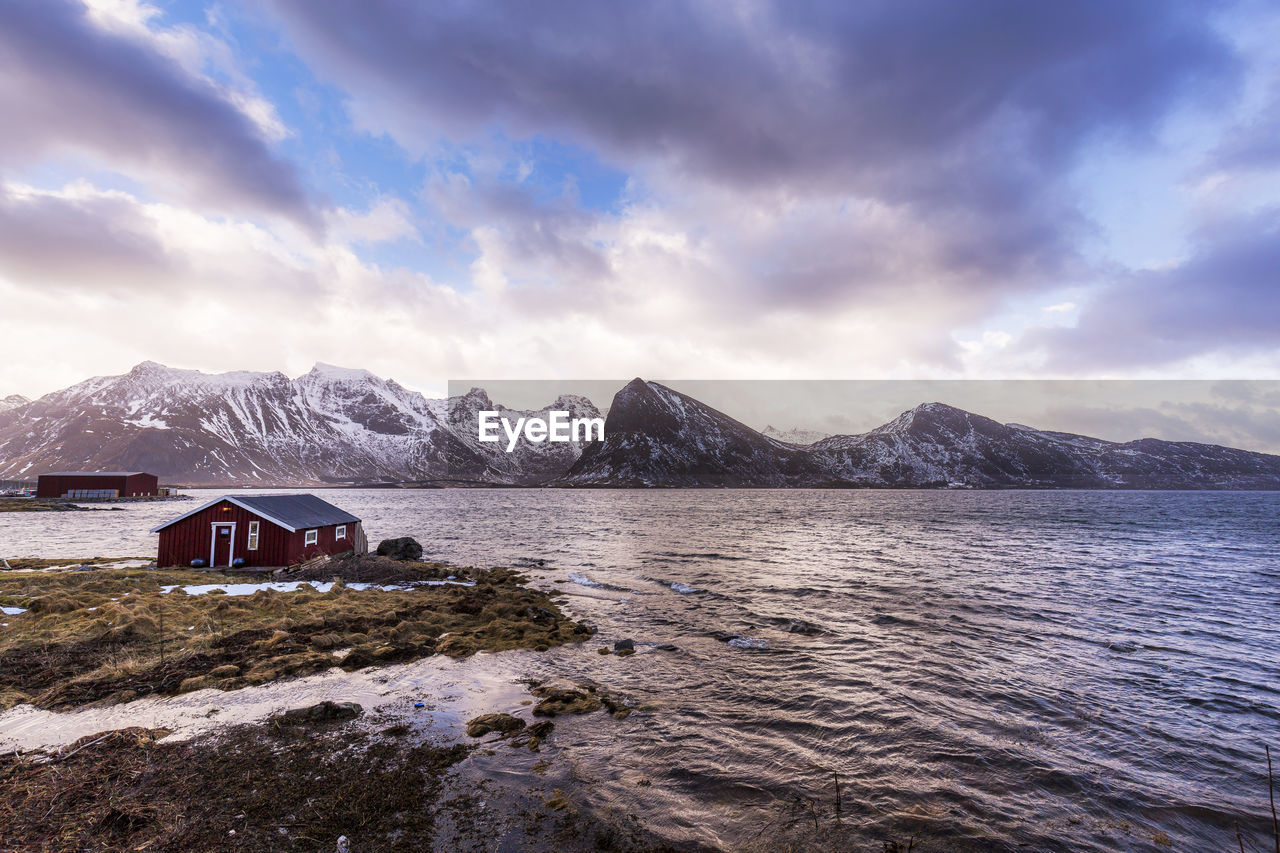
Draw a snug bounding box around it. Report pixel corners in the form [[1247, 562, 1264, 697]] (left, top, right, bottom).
[[156, 499, 363, 568], [37, 473, 158, 498]]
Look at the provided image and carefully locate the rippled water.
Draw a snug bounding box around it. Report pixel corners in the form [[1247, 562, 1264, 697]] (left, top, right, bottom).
[[3, 489, 1279, 851]]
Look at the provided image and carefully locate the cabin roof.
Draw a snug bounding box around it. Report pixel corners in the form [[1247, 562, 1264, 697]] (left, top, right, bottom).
[[41, 471, 151, 477], [150, 493, 361, 534]]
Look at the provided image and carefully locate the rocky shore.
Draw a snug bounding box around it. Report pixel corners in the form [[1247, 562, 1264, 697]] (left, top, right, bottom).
[[0, 550, 711, 850]]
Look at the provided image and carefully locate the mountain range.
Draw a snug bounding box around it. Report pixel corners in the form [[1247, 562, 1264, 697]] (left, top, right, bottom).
[[560, 379, 1280, 489], [2, 366, 1278, 489], [0, 362, 598, 486]]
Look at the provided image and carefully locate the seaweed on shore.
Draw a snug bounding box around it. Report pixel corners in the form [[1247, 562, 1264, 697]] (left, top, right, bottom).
[[0, 715, 700, 853], [0, 722, 471, 851]]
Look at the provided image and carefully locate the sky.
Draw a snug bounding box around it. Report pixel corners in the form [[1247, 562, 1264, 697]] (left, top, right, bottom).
[[1, 0, 1279, 401]]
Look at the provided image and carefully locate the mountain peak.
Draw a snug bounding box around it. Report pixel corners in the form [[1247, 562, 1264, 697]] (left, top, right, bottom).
[[304, 363, 376, 382], [128, 360, 179, 376]]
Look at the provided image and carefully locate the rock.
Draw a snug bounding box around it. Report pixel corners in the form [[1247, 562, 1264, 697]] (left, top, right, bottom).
[[522, 605, 556, 623], [531, 686, 602, 717], [466, 712, 526, 738], [615, 648, 636, 657], [511, 718, 557, 751], [777, 618, 824, 636], [273, 700, 362, 725], [597, 647, 612, 655], [375, 537, 423, 561], [653, 643, 679, 651], [600, 694, 633, 719], [613, 638, 635, 651]]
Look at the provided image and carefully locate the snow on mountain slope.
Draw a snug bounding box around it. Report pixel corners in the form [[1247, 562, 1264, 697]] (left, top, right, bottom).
[[0, 395, 29, 413], [761, 426, 831, 445]]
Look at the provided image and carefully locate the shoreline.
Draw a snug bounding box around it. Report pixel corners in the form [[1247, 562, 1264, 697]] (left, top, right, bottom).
[[0, 555, 713, 851]]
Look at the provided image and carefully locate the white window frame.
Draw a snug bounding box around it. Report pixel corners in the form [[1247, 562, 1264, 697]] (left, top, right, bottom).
[[209, 522, 236, 568], [247, 520, 260, 550], [336, 524, 346, 540], [304, 529, 318, 546]]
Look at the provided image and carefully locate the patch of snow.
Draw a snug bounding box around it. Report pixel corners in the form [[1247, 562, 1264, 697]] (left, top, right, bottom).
[[1, 606, 26, 616], [728, 637, 768, 649], [160, 579, 474, 597], [126, 413, 170, 429]]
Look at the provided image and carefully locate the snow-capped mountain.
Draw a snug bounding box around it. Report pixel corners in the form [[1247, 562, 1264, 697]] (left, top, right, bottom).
[[0, 362, 599, 485], [0, 395, 28, 413], [4, 370, 1278, 489], [558, 379, 840, 487], [557, 380, 1280, 489], [444, 387, 603, 484]]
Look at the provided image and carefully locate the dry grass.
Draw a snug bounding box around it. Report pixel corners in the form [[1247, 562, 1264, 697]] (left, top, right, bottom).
[[0, 562, 594, 710], [1, 556, 150, 571]]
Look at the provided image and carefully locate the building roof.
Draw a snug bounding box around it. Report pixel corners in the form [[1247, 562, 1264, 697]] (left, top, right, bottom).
[[150, 493, 361, 533], [41, 471, 152, 477]]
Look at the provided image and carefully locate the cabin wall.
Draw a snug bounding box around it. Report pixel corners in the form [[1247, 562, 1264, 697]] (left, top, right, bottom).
[[156, 503, 364, 567], [156, 500, 292, 567], [283, 521, 361, 563]]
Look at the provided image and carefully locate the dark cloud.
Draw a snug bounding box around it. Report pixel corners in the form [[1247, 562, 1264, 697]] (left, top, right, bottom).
[[267, 0, 1240, 321], [0, 185, 174, 291], [1207, 77, 1280, 174], [0, 0, 316, 225], [1026, 209, 1280, 370], [270, 1, 1235, 194]]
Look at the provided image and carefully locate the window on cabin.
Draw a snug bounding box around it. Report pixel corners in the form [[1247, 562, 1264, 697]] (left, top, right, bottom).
[[248, 521, 259, 550], [336, 525, 346, 540], [305, 529, 318, 546]]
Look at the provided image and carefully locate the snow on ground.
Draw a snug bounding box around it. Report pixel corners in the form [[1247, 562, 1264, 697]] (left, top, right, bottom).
[[159, 579, 475, 596]]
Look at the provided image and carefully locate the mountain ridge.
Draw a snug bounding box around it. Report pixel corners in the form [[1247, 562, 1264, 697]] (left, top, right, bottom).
[[555, 381, 1280, 489], [2, 368, 1278, 489]]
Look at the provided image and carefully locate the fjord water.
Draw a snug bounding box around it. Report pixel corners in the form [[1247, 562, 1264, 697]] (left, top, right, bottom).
[[4, 489, 1279, 850]]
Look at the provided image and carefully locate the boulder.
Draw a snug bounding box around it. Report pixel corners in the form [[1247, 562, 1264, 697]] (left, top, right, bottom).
[[466, 712, 526, 738], [376, 537, 423, 561], [273, 700, 363, 725], [613, 638, 635, 651]]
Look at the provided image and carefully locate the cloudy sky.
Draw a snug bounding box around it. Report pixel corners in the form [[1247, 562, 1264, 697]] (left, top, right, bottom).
[[1, 0, 1278, 400]]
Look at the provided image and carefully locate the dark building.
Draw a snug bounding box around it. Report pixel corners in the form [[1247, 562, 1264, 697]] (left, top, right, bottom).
[[36, 471, 159, 499], [151, 493, 366, 568]]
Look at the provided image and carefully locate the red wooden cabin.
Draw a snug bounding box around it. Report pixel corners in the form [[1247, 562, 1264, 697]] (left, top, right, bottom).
[[151, 493, 365, 568], [37, 471, 158, 499]]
